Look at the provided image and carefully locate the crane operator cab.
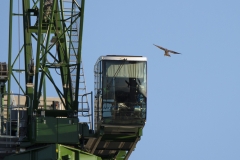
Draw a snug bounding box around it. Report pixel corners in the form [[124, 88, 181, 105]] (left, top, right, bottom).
[[94, 55, 147, 129]]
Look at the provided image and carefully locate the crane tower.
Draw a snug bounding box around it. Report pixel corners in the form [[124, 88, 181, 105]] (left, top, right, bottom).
[[0, 1, 147, 160]]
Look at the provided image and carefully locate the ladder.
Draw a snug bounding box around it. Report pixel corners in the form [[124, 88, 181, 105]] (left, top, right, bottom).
[[62, 0, 92, 127]]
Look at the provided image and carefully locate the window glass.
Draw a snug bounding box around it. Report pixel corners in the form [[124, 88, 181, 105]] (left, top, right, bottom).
[[101, 60, 147, 123]]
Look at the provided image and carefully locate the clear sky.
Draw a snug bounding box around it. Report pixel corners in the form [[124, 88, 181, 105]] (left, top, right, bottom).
[[1, 1, 240, 160]]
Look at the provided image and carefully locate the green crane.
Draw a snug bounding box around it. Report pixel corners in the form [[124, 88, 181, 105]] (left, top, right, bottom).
[[0, 1, 146, 160]]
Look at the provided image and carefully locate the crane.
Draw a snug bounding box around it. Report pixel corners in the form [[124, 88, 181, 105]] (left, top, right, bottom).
[[0, 1, 147, 160]]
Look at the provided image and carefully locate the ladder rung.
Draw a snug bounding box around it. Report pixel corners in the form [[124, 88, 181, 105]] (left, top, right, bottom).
[[63, 0, 73, 2], [72, 79, 85, 82], [67, 41, 79, 42], [78, 109, 90, 112], [71, 74, 84, 76], [65, 20, 78, 23]]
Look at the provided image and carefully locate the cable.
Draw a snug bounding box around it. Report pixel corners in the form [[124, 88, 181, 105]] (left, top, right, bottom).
[[17, 0, 21, 138]]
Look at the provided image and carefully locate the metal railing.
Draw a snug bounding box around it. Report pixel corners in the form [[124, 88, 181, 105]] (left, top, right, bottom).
[[0, 94, 31, 140], [80, 92, 93, 130]]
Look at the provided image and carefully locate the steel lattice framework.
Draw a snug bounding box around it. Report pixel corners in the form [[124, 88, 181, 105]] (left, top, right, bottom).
[[7, 0, 85, 116], [0, 1, 145, 159]]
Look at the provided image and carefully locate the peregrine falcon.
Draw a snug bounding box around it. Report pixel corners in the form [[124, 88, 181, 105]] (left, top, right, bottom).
[[153, 44, 181, 57]]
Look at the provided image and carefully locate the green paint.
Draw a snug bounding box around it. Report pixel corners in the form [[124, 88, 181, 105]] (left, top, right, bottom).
[[33, 117, 79, 144], [7, 0, 13, 122], [22, 0, 34, 116], [4, 144, 102, 160], [115, 151, 127, 160], [3, 1, 145, 159]]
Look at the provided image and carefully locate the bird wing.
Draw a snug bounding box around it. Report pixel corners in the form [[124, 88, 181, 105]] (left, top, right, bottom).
[[168, 49, 181, 54], [153, 44, 166, 51]]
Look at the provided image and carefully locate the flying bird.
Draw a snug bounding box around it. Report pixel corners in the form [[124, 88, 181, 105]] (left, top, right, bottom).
[[153, 44, 181, 57]]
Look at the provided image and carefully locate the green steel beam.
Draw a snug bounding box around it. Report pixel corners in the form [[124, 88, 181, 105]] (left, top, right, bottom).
[[33, 0, 44, 109], [41, 67, 66, 106], [22, 0, 34, 115], [55, 0, 73, 110], [57, 144, 102, 160], [30, 33, 58, 62], [33, 13, 81, 62], [115, 151, 127, 160], [11, 45, 24, 68], [7, 0, 13, 121], [11, 73, 25, 94], [37, 0, 57, 109]]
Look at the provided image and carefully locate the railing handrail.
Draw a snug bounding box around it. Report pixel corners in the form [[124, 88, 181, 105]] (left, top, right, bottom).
[[0, 93, 32, 108], [0, 93, 32, 138], [80, 91, 93, 130]]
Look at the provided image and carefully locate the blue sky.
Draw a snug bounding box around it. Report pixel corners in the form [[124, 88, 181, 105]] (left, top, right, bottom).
[[1, 1, 240, 159]]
